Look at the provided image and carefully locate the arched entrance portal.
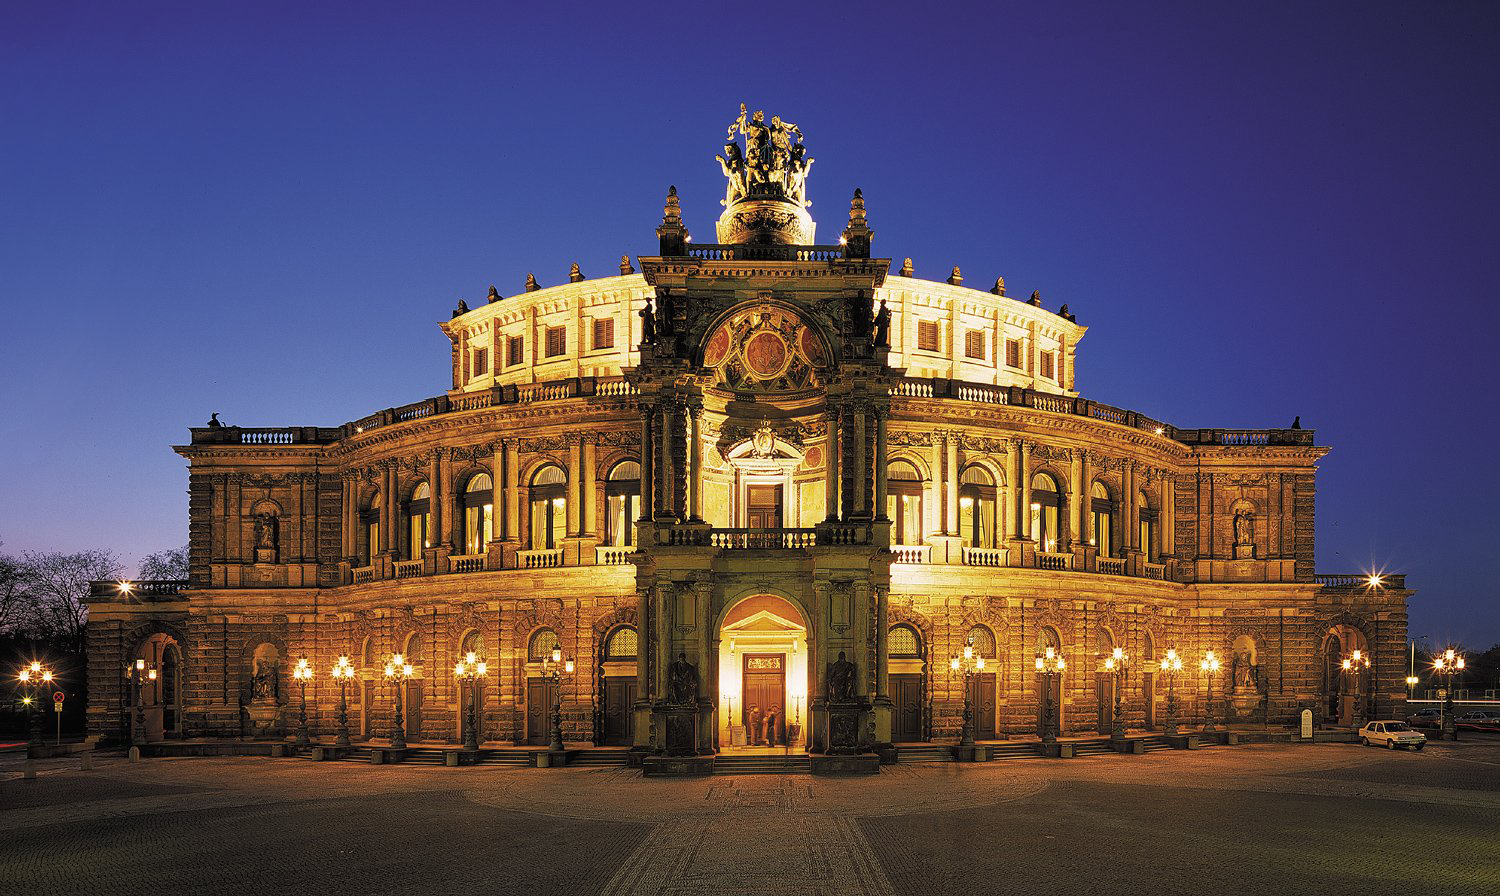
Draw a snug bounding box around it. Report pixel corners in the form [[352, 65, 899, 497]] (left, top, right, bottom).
[[717, 594, 808, 750]]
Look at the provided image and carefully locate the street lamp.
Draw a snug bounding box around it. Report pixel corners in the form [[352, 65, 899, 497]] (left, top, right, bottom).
[[1200, 650, 1222, 733], [1341, 649, 1370, 729], [542, 646, 574, 752], [454, 651, 488, 751], [1034, 646, 1066, 744], [292, 658, 313, 746], [949, 638, 987, 747], [382, 653, 414, 750], [123, 658, 157, 747], [1159, 649, 1183, 736], [331, 655, 357, 747], [1103, 647, 1128, 743], [1434, 648, 1465, 741], [17, 661, 55, 753]]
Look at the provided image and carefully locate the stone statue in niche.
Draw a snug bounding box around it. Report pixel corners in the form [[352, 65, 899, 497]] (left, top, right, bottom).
[[872, 298, 891, 347], [827, 651, 857, 702], [1232, 508, 1255, 559], [638, 297, 655, 345], [253, 513, 279, 564], [666, 653, 698, 705], [1231, 637, 1261, 694], [251, 651, 280, 700], [239, 642, 284, 736]]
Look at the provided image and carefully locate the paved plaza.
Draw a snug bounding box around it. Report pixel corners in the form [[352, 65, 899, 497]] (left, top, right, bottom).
[[3, 739, 1498, 895]]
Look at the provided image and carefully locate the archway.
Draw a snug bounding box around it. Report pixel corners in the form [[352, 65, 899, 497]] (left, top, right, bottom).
[[132, 633, 182, 741], [717, 594, 809, 750], [1322, 624, 1370, 725]]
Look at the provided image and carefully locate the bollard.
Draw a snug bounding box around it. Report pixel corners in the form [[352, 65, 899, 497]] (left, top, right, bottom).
[[128, 746, 141, 762], [23, 759, 37, 780], [81, 752, 94, 771]]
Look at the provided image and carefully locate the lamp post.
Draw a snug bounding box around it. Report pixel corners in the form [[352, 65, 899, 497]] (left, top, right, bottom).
[[454, 651, 488, 751], [123, 658, 157, 747], [1341, 649, 1370, 729], [1103, 647, 1128, 744], [292, 658, 313, 746], [542, 646, 574, 752], [1159, 649, 1183, 736], [383, 653, 413, 750], [1434, 648, 1465, 741], [1034, 646, 1065, 744], [949, 638, 988, 747], [17, 661, 54, 753], [1200, 650, 1221, 734], [332, 655, 356, 747]]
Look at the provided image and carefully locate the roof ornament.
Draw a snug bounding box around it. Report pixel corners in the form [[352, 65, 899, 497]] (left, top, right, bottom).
[[991, 277, 1006, 296], [898, 258, 914, 277], [657, 185, 691, 255], [840, 188, 873, 259], [1058, 303, 1076, 323], [525, 273, 540, 292], [947, 266, 963, 286], [619, 255, 635, 275], [569, 263, 585, 283], [715, 105, 816, 245], [452, 299, 469, 318], [486, 285, 500, 303], [1028, 290, 1042, 307]]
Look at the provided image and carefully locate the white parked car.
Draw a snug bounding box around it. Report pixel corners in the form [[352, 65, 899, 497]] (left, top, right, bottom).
[[1359, 720, 1426, 750]]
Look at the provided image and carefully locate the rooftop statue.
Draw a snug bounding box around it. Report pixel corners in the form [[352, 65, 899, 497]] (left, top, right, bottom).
[[718, 103, 815, 209]]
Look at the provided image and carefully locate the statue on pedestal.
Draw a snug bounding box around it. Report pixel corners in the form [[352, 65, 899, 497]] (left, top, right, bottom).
[[667, 653, 698, 706], [827, 651, 857, 702]]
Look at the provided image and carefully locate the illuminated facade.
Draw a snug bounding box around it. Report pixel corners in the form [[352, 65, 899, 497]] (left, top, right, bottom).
[[85, 112, 1411, 755]]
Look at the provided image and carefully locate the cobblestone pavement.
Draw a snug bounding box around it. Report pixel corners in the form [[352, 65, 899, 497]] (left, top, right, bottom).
[[3, 739, 1498, 895]]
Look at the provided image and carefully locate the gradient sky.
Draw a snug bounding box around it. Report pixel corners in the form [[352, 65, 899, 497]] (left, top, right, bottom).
[[2, 2, 1496, 648]]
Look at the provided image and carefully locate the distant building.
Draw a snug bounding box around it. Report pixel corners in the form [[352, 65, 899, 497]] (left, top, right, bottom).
[[87, 112, 1409, 755]]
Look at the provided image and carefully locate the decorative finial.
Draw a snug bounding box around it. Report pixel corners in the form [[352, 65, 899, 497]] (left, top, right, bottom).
[[569, 263, 584, 283], [841, 187, 873, 259], [947, 266, 963, 286], [525, 273, 539, 292], [662, 185, 682, 226], [991, 277, 1006, 296], [452, 299, 469, 319], [1291, 415, 1302, 429], [657, 185, 690, 254], [619, 255, 635, 275], [486, 285, 499, 303], [898, 258, 914, 277], [1058, 303, 1075, 323], [1028, 289, 1042, 306]]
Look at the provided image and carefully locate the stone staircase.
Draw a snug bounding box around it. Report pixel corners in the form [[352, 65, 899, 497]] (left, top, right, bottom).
[[713, 753, 812, 775]]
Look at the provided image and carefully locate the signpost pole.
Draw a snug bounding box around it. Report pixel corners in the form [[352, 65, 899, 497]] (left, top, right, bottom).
[[54, 692, 65, 746]]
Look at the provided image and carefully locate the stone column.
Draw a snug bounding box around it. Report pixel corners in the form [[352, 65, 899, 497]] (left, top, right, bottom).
[[384, 464, 399, 555], [688, 401, 703, 522], [566, 437, 582, 537], [1124, 462, 1138, 552], [341, 475, 355, 560], [929, 436, 944, 536], [1073, 451, 1088, 548], [876, 588, 890, 697], [504, 442, 521, 544], [636, 587, 651, 699], [656, 402, 674, 520], [227, 473, 243, 561], [824, 408, 841, 522], [852, 403, 869, 518], [429, 452, 446, 549], [1013, 442, 1029, 538], [290, 473, 305, 562], [1162, 473, 1176, 555], [639, 403, 655, 522], [581, 437, 597, 535], [491, 443, 506, 541], [945, 434, 960, 535], [873, 411, 888, 519]]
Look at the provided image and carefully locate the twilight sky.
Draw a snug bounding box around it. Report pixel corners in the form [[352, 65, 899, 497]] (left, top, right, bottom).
[[2, 2, 1496, 648]]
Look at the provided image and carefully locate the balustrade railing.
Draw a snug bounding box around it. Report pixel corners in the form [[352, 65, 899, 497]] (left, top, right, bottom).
[[961, 546, 1008, 567], [1141, 562, 1165, 580], [891, 544, 931, 564], [351, 565, 376, 584], [448, 553, 486, 574], [1097, 556, 1126, 576], [1316, 573, 1406, 589], [595, 545, 636, 565], [710, 528, 817, 549], [1036, 551, 1072, 571], [820, 523, 872, 546], [685, 243, 845, 262], [517, 548, 564, 569], [393, 559, 424, 579]]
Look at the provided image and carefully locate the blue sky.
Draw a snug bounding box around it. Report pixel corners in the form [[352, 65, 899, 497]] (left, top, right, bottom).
[[2, 1, 1496, 647]]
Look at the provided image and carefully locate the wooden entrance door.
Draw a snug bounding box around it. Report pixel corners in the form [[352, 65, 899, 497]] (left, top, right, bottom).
[[1096, 672, 1113, 734], [1035, 673, 1063, 735], [603, 677, 637, 745], [742, 654, 785, 745], [966, 673, 997, 740], [404, 681, 424, 741], [746, 485, 783, 529], [891, 673, 923, 742], [527, 677, 559, 745], [360, 680, 374, 738], [1143, 672, 1156, 729]]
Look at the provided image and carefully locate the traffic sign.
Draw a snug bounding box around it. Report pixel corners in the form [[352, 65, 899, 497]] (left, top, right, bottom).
[[53, 691, 64, 703]]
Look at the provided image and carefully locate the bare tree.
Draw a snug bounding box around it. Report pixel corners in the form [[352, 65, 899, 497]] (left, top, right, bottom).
[[139, 545, 189, 580], [21, 549, 123, 654], [0, 548, 27, 635]]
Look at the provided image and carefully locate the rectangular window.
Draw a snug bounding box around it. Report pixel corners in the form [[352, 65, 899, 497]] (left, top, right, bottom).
[[507, 335, 524, 367], [1005, 338, 1021, 369], [964, 329, 985, 360], [916, 320, 940, 353], [471, 348, 488, 376], [592, 317, 614, 351], [1040, 351, 1055, 380], [544, 326, 566, 359]]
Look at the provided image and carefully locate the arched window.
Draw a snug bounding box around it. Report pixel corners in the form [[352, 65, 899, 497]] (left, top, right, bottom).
[[360, 491, 381, 564], [460, 629, 485, 660], [1091, 481, 1116, 557], [462, 473, 494, 555], [360, 636, 376, 670], [529, 465, 567, 550], [404, 482, 430, 560], [605, 626, 638, 660], [959, 465, 997, 549], [606, 460, 641, 547], [529, 627, 560, 662], [967, 625, 997, 659], [887, 461, 924, 546], [1137, 490, 1158, 562], [1036, 625, 1062, 658], [1029, 473, 1063, 551], [889, 624, 921, 658], [404, 630, 427, 674]]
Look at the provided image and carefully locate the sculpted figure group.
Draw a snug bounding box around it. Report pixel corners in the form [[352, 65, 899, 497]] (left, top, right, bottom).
[[717, 104, 815, 209]]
